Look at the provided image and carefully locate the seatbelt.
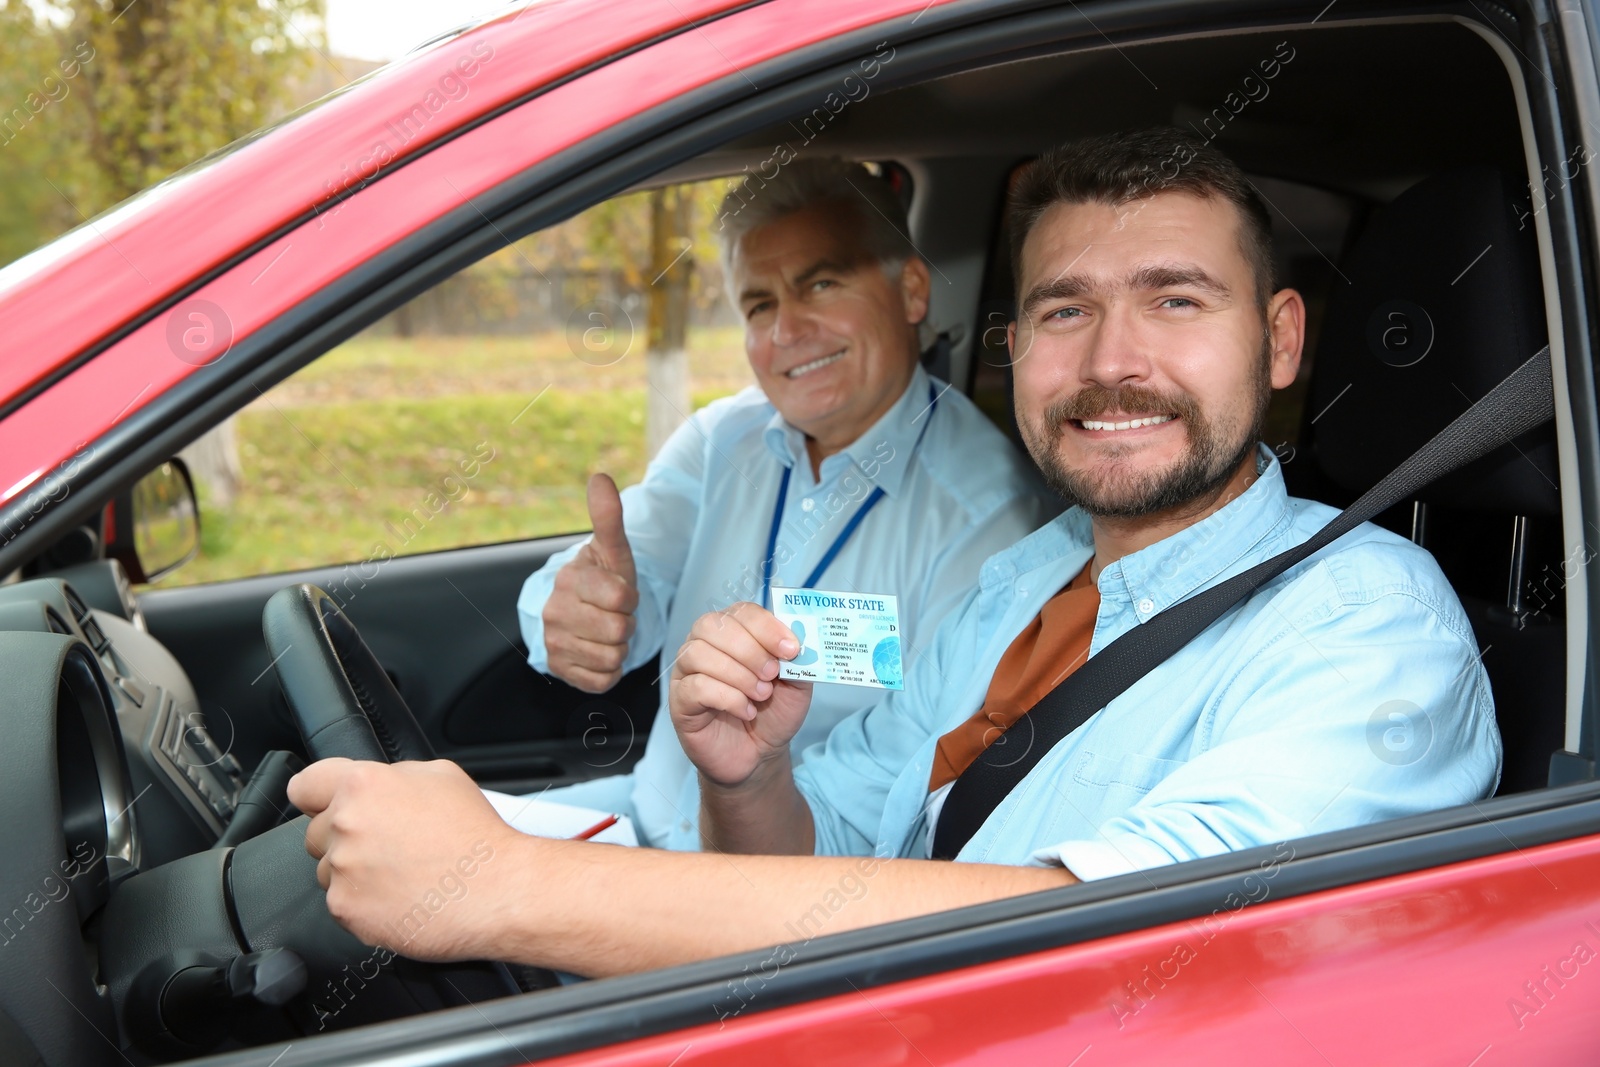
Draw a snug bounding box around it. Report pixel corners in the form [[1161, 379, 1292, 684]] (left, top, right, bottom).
[[931, 347, 1555, 860]]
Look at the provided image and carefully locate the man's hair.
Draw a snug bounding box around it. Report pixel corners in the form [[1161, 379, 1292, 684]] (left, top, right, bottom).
[[716, 157, 914, 279], [1007, 128, 1277, 311]]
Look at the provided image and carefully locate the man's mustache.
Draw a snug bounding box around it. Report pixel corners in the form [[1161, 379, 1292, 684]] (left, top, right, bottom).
[[1043, 384, 1202, 427]]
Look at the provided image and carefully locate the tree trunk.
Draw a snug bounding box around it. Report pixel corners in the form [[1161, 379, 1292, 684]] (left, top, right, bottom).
[[393, 300, 415, 338], [180, 417, 243, 509], [646, 186, 694, 458]]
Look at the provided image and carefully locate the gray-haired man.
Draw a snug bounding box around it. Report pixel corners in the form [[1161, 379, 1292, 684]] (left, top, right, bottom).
[[515, 158, 1056, 848]]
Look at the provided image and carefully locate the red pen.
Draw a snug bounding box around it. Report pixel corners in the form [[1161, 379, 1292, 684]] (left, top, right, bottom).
[[570, 813, 619, 841]]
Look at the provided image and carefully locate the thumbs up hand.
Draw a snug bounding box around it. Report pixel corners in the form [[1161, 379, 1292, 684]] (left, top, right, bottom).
[[541, 473, 642, 692]]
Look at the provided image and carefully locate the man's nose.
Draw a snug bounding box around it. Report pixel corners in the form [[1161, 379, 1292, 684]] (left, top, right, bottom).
[[770, 298, 813, 347], [1081, 305, 1153, 389]]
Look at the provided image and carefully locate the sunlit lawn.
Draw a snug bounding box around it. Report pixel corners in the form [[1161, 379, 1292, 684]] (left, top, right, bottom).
[[173, 326, 752, 585]]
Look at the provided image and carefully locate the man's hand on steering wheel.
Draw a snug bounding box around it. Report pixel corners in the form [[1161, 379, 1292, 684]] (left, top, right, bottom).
[[287, 759, 534, 964]]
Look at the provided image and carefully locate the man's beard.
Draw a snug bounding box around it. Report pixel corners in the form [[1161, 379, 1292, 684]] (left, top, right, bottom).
[[1020, 340, 1272, 520]]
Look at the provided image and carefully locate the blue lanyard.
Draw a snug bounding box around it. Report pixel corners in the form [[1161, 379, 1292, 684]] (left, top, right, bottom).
[[759, 382, 939, 609]]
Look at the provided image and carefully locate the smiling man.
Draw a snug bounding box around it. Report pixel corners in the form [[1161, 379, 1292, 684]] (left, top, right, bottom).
[[513, 158, 1054, 849], [290, 129, 1500, 977]]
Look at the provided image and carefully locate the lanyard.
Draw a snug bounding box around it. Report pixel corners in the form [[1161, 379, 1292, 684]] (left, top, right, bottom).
[[759, 382, 939, 609]]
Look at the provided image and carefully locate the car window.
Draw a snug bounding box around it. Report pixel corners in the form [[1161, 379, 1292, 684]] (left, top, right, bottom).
[[168, 178, 750, 585]]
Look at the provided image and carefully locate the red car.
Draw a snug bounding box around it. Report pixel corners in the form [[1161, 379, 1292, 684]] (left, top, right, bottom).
[[2, 0, 1600, 1063]]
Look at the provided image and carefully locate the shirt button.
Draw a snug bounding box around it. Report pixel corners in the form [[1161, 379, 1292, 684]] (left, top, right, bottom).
[[801, 497, 816, 512], [1137, 597, 1155, 615], [680, 820, 691, 832]]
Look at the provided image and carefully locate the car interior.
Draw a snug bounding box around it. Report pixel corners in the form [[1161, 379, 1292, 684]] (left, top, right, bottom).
[[0, 11, 1589, 1064]]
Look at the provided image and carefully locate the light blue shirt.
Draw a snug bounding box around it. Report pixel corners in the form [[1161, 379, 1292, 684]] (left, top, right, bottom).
[[792, 446, 1502, 879], [518, 364, 1059, 848]]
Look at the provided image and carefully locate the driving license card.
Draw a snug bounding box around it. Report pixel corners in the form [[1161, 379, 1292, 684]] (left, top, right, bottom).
[[771, 587, 903, 690]]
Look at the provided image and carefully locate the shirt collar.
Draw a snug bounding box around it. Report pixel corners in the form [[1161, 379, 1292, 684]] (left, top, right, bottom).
[[1105, 445, 1291, 616], [983, 445, 1293, 616], [761, 364, 936, 498]]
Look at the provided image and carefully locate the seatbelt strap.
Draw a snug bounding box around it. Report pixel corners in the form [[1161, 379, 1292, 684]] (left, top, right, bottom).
[[931, 347, 1555, 860]]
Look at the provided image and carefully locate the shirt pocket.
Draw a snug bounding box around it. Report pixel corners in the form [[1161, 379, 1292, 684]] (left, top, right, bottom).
[[1071, 751, 1188, 795]]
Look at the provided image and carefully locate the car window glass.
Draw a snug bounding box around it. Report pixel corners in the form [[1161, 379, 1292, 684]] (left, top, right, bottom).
[[167, 178, 749, 585]]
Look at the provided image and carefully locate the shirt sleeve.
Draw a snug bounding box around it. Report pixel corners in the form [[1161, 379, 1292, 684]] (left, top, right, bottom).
[[788, 479, 1053, 856], [1033, 578, 1502, 880], [517, 405, 713, 675], [793, 583, 986, 856]]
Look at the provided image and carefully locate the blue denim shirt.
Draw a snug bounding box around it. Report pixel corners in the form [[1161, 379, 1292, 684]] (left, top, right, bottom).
[[792, 446, 1501, 879]]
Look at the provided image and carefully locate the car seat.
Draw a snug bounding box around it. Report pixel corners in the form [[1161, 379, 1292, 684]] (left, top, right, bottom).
[[1299, 165, 1566, 795]]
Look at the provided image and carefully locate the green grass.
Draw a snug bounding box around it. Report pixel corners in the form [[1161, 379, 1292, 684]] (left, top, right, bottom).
[[170, 327, 751, 586]]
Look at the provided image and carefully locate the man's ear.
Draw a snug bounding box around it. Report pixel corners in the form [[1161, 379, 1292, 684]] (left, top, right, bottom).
[[1266, 288, 1307, 389], [900, 257, 932, 325]]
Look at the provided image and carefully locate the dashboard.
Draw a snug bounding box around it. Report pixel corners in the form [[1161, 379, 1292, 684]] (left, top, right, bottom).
[[0, 564, 249, 871], [0, 561, 520, 1065], [0, 562, 276, 1065]]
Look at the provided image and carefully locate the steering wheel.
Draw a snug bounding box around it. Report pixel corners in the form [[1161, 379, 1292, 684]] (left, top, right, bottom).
[[12, 585, 537, 1062], [262, 584, 435, 762], [254, 584, 552, 1014]]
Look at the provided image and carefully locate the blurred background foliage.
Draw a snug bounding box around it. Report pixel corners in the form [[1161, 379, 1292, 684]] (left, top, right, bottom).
[[0, 0, 736, 305], [0, 0, 327, 265]]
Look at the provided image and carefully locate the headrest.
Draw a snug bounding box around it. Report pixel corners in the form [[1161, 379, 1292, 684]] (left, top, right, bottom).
[[1307, 166, 1558, 515]]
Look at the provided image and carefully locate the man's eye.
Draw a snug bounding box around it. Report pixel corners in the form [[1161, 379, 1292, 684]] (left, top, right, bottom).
[[745, 301, 773, 318], [1046, 307, 1084, 320], [811, 278, 837, 292], [1160, 297, 1196, 309]]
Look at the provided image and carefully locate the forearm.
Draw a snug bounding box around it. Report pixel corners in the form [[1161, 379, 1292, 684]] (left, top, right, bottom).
[[699, 753, 815, 856], [503, 837, 1078, 977]]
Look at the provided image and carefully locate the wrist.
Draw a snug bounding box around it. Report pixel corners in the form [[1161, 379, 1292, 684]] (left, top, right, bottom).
[[699, 749, 813, 856], [464, 830, 568, 967], [707, 744, 793, 796]]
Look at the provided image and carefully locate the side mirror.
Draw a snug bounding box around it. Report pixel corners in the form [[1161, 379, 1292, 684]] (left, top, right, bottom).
[[108, 459, 201, 583]]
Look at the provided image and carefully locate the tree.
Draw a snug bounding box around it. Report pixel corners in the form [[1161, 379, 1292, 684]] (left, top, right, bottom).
[[1, 1, 331, 504], [508, 179, 734, 456], [72, 0, 326, 205], [0, 3, 99, 264], [646, 185, 694, 456], [0, 1, 329, 265], [37, 0, 330, 506]]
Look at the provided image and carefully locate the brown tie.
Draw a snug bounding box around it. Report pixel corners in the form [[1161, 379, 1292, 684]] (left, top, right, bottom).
[[928, 563, 1099, 792]]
